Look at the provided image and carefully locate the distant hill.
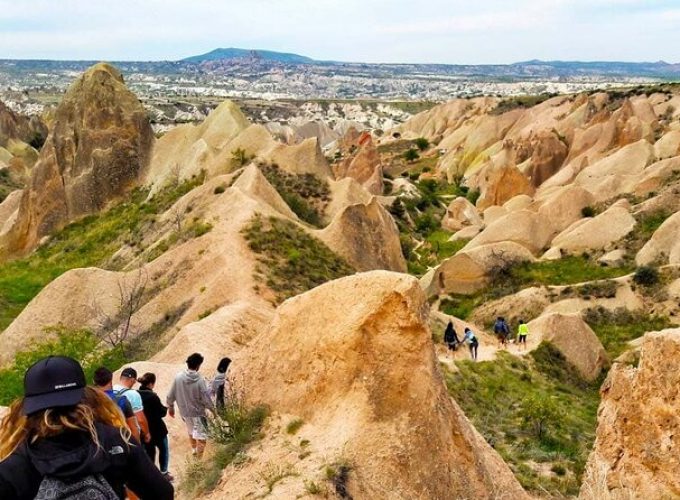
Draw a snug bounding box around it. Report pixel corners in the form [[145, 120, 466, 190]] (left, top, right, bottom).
[[182, 48, 315, 64]]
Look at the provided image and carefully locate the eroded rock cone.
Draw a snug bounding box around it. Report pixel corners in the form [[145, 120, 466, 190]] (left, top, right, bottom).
[[241, 271, 528, 499], [1, 63, 153, 257]]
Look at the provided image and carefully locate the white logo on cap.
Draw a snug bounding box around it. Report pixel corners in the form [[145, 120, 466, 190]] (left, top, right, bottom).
[[54, 382, 78, 390]]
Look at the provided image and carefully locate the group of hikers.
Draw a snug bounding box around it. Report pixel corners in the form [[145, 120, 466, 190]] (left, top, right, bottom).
[[0, 352, 232, 499], [443, 317, 530, 361]]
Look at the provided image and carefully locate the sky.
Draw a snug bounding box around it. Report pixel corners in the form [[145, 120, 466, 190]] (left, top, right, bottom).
[[0, 0, 678, 64]]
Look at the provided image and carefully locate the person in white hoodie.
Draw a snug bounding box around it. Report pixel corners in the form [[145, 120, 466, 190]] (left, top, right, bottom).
[[166, 353, 214, 458]]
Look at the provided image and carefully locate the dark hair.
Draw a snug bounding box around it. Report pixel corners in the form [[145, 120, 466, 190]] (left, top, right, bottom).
[[186, 353, 204, 370], [93, 367, 113, 387], [464, 327, 471, 332], [138, 372, 156, 388], [217, 357, 232, 374], [519, 319, 525, 324]]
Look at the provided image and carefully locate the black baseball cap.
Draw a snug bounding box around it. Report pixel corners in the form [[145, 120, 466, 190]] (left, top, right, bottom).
[[23, 356, 86, 416], [120, 367, 137, 379]]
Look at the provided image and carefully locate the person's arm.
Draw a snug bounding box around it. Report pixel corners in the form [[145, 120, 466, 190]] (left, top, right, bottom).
[[155, 393, 168, 418], [135, 410, 151, 444], [124, 437, 174, 499], [166, 378, 176, 418]]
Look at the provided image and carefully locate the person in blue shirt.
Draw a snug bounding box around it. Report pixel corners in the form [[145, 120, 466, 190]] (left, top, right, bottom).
[[463, 327, 479, 361], [93, 366, 140, 443]]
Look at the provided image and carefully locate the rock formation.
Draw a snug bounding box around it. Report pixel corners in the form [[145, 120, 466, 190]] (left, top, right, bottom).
[[636, 211, 680, 266], [442, 196, 483, 232], [581, 329, 680, 499], [527, 312, 609, 381], [318, 198, 406, 272], [333, 131, 383, 195], [0, 63, 154, 257], [240, 271, 528, 499]]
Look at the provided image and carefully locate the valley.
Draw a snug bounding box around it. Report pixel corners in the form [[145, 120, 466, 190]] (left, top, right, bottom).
[[0, 57, 679, 499]]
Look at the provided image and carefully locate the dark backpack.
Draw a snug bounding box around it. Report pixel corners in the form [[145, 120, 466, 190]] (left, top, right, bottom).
[[34, 474, 118, 500]]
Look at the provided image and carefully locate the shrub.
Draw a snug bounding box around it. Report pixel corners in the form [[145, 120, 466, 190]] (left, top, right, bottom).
[[519, 394, 559, 439], [414, 213, 438, 234], [633, 265, 660, 286], [213, 185, 226, 194], [403, 148, 420, 162], [184, 385, 268, 495], [231, 147, 251, 167], [286, 418, 304, 435], [466, 188, 481, 206], [414, 137, 430, 151], [581, 206, 596, 218]]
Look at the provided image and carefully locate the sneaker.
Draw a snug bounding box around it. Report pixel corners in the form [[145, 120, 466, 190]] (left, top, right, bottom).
[[162, 472, 174, 482]]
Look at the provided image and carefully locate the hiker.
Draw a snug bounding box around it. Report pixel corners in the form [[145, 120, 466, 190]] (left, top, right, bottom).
[[167, 353, 214, 459], [114, 367, 151, 445], [138, 373, 173, 482], [211, 357, 232, 411], [443, 320, 460, 354], [493, 316, 510, 348], [463, 327, 479, 361], [0, 356, 173, 499], [93, 366, 141, 443], [518, 320, 529, 350]]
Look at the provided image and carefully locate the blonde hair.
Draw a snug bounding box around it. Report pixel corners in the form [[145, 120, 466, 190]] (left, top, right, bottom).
[[0, 386, 131, 460]]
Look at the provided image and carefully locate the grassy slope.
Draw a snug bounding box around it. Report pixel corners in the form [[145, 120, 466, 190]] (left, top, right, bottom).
[[0, 178, 202, 330], [447, 349, 599, 496]]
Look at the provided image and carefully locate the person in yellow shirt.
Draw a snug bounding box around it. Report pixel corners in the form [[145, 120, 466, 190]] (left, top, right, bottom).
[[518, 320, 529, 350]]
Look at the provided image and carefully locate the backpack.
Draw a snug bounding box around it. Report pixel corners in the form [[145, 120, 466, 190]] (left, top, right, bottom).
[[34, 474, 118, 500]]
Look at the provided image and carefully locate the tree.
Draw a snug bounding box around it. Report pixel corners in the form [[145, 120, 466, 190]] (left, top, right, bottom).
[[520, 394, 559, 439], [403, 148, 419, 163], [92, 268, 148, 354], [414, 137, 430, 151]]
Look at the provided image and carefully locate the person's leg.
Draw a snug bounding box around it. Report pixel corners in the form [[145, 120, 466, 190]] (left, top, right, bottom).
[[194, 417, 208, 458], [184, 417, 198, 454], [144, 440, 156, 465], [159, 435, 170, 475], [473, 343, 478, 361]]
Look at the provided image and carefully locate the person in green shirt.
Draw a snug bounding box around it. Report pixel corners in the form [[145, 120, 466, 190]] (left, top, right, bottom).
[[518, 320, 529, 350]]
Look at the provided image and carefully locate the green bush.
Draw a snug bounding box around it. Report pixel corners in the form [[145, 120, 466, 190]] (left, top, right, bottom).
[[403, 148, 420, 162], [520, 394, 559, 439], [633, 265, 660, 287], [414, 137, 430, 151]]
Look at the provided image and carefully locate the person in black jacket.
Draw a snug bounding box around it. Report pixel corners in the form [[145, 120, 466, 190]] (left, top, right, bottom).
[[138, 372, 172, 481], [0, 356, 173, 500], [444, 320, 460, 354]]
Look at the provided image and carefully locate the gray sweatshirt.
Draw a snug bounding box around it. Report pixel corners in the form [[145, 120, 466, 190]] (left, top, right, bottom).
[[166, 369, 214, 418]]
